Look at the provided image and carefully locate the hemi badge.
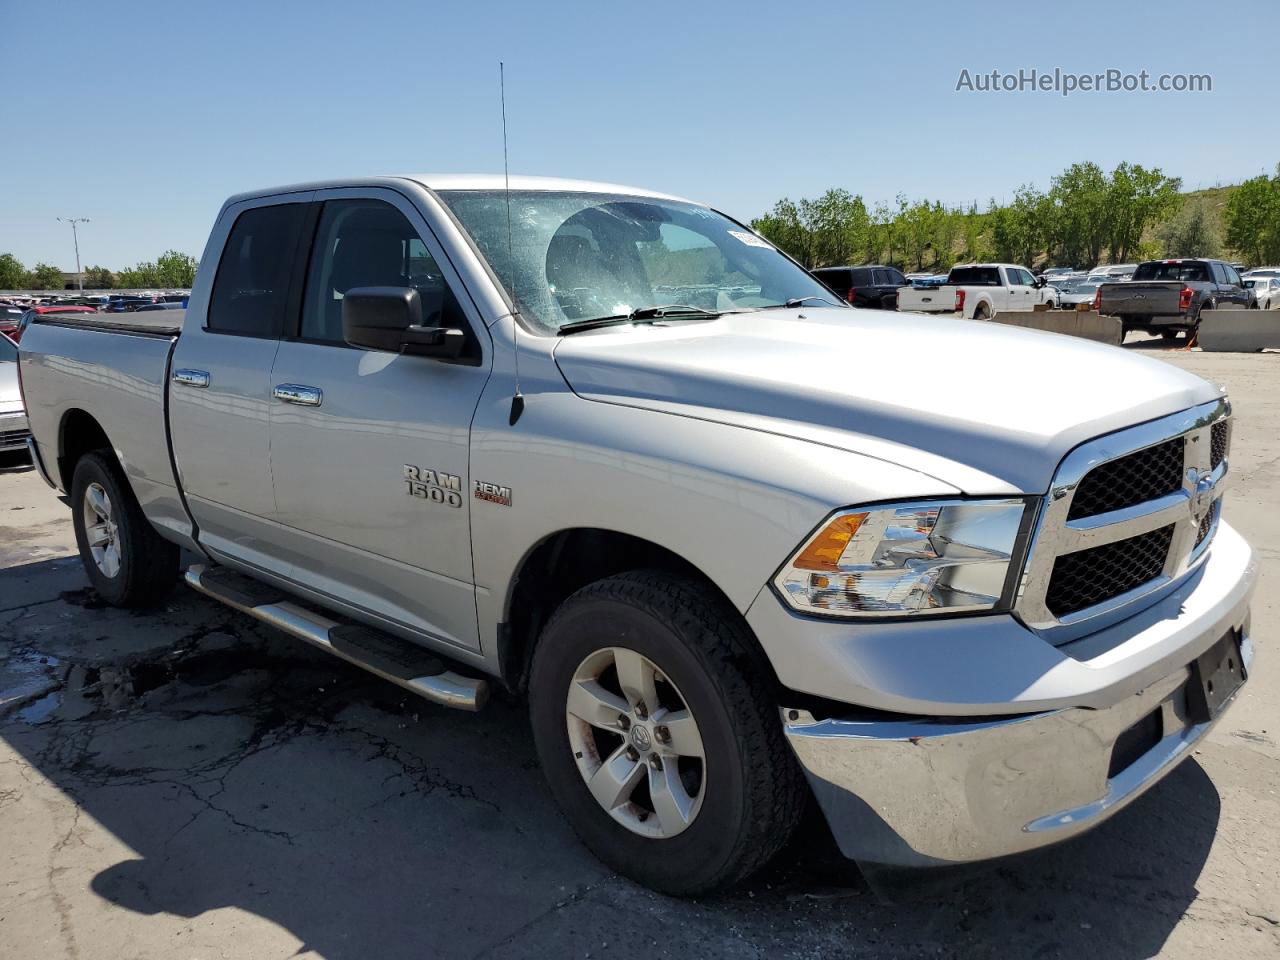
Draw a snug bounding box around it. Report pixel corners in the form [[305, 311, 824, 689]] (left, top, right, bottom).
[[474, 481, 512, 507]]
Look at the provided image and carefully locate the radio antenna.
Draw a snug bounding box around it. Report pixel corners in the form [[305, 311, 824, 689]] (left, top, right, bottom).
[[501, 61, 525, 426]]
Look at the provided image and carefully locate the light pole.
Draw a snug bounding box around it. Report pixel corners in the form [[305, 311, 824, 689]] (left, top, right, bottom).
[[57, 217, 90, 290]]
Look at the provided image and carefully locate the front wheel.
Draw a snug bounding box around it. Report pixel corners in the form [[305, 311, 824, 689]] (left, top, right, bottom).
[[529, 571, 805, 896], [71, 451, 179, 607]]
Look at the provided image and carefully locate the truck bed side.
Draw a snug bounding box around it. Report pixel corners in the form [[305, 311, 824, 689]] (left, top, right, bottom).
[[18, 319, 195, 547]]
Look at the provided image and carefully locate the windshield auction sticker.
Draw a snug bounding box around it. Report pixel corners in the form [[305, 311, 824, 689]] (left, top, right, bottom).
[[728, 230, 774, 249]]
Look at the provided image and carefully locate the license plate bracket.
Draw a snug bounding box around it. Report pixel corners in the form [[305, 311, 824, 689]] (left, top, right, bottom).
[[1186, 631, 1246, 723]]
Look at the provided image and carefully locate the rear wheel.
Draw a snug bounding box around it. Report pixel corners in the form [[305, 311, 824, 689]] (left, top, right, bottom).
[[71, 451, 179, 607], [973, 302, 991, 320], [529, 571, 805, 896]]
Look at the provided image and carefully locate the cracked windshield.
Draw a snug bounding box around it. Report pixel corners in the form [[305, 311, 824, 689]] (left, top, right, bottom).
[[438, 190, 838, 332]]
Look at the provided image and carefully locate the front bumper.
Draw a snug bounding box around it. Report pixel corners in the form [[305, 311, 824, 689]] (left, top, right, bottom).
[[777, 526, 1256, 868]]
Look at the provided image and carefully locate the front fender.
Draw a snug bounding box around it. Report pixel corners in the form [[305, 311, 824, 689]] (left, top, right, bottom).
[[467, 365, 957, 668]]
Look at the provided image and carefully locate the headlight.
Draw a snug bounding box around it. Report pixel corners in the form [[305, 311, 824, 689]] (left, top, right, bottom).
[[774, 499, 1029, 618]]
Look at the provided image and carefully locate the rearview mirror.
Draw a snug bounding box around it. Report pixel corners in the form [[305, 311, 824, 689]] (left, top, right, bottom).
[[342, 286, 465, 359]]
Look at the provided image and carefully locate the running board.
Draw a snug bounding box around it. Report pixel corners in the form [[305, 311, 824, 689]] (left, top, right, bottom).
[[184, 564, 488, 711]]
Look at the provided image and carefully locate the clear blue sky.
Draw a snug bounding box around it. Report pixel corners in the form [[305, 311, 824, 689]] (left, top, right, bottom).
[[4, 0, 1277, 270]]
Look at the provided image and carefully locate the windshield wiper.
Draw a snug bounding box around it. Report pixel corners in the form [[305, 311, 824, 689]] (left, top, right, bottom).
[[755, 296, 840, 311], [558, 305, 721, 335]]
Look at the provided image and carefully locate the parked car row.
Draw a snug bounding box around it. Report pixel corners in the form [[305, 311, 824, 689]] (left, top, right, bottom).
[[807, 253, 1280, 327]]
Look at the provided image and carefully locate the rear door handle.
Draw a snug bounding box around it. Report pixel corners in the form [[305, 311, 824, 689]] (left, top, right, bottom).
[[273, 383, 323, 407], [172, 368, 210, 388]]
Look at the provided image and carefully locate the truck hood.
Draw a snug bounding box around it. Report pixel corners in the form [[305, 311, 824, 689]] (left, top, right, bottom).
[[552, 309, 1221, 493]]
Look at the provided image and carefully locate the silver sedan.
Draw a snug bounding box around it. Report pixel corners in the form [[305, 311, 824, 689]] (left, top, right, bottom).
[[1245, 276, 1280, 309], [0, 335, 30, 453]]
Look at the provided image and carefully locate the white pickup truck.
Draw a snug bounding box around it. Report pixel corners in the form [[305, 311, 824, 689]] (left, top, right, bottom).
[[897, 263, 1059, 318], [16, 175, 1256, 896]]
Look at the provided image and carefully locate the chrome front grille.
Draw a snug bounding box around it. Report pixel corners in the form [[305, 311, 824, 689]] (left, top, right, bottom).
[[1044, 524, 1175, 618], [1017, 398, 1230, 640], [1066, 437, 1183, 520], [1210, 420, 1229, 469]]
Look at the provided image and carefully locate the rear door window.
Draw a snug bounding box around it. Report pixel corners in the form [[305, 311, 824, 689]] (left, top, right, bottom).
[[207, 203, 309, 337]]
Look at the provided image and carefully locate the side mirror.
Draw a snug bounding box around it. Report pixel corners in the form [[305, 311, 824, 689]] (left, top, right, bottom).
[[342, 286, 465, 359], [1035, 277, 1047, 288]]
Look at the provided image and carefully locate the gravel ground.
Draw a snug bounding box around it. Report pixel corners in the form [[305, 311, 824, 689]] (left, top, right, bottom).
[[1, 340, 1277, 960]]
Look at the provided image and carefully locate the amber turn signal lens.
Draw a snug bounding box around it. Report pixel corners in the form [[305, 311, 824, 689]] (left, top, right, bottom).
[[791, 513, 868, 571]]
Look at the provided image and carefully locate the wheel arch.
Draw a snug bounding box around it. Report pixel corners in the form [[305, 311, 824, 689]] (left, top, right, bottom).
[[496, 526, 780, 695], [55, 408, 115, 491]]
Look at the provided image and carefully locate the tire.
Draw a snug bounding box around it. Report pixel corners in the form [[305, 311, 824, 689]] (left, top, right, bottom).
[[529, 570, 805, 896], [973, 303, 991, 320], [71, 450, 179, 607]]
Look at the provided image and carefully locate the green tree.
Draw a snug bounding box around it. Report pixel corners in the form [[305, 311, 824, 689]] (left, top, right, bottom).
[[1224, 169, 1280, 266], [83, 265, 115, 289], [988, 185, 1047, 266], [115, 261, 160, 288], [155, 250, 198, 287], [753, 191, 870, 269], [897, 196, 938, 271], [0, 253, 26, 289], [1155, 197, 1222, 258], [958, 203, 991, 263], [25, 262, 66, 290], [930, 204, 964, 270], [1048, 162, 1110, 267], [1104, 162, 1183, 264], [752, 198, 812, 266]]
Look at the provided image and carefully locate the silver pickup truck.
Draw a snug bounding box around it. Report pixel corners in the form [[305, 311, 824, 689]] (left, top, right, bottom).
[[17, 175, 1257, 896]]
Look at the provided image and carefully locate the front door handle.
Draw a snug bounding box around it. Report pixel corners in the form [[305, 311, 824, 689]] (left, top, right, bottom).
[[273, 383, 323, 407], [172, 368, 210, 388]]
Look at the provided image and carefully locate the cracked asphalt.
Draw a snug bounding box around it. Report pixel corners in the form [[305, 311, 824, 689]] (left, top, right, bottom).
[[1, 346, 1278, 959]]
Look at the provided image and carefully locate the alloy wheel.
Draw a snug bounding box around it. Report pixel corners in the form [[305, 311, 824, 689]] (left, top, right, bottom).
[[565, 646, 706, 838], [82, 481, 121, 578]]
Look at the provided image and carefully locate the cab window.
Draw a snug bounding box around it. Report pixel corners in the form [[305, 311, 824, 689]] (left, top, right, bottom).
[[300, 198, 468, 345], [207, 202, 309, 337]]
